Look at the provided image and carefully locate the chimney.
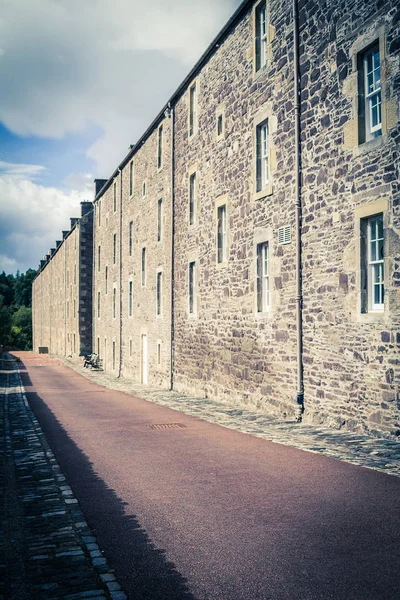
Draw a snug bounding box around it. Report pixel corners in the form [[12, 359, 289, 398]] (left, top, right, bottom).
[[56, 240, 62, 248], [81, 201, 92, 217], [70, 217, 79, 229], [62, 231, 69, 239], [94, 178, 108, 197], [40, 259, 46, 269], [50, 248, 56, 256]]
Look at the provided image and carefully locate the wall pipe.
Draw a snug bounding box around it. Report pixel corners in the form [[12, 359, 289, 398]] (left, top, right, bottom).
[[293, 0, 304, 421]]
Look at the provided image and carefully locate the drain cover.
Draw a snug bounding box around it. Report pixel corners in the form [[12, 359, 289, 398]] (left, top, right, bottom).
[[148, 423, 187, 430]]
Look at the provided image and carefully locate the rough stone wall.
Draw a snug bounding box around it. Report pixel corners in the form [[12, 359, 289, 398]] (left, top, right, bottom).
[[79, 208, 94, 355], [173, 0, 300, 416], [299, 0, 400, 435]]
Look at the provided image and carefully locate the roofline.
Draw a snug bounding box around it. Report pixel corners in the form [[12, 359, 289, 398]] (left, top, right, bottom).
[[94, 0, 254, 203]]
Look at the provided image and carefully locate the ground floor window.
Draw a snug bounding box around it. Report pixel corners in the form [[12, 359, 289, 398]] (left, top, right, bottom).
[[256, 242, 269, 312], [362, 213, 384, 312]]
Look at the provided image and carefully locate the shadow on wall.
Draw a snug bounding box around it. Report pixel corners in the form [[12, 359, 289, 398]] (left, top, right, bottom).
[[19, 363, 197, 600]]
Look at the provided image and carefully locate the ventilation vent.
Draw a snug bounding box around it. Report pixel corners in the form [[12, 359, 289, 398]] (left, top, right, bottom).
[[278, 225, 292, 245]]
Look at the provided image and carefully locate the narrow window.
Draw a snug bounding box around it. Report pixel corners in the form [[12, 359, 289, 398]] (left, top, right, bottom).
[[157, 342, 161, 366], [359, 45, 382, 143], [104, 339, 107, 368], [142, 182, 146, 198], [257, 242, 270, 312], [73, 299, 76, 318], [189, 172, 196, 225], [113, 181, 117, 212], [256, 120, 269, 192], [105, 266, 108, 294], [74, 264, 76, 284], [97, 337, 100, 356], [255, 2, 267, 72], [158, 125, 163, 169], [73, 334, 76, 354], [129, 281, 133, 316], [156, 272, 162, 316], [113, 286, 116, 318], [217, 113, 223, 137], [157, 199, 163, 242], [112, 341, 116, 370], [129, 221, 133, 256], [98, 246, 101, 271], [367, 214, 384, 311], [141, 248, 146, 286], [129, 161, 134, 196], [67, 301, 69, 318], [189, 83, 197, 137], [217, 204, 227, 263], [189, 261, 196, 314], [129, 339, 133, 357], [113, 233, 117, 264], [98, 200, 101, 226], [97, 292, 100, 318]]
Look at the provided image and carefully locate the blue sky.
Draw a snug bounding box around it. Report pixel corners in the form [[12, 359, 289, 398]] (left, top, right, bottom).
[[0, 0, 240, 274]]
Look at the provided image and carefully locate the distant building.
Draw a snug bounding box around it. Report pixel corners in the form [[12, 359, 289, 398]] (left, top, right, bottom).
[[33, 0, 400, 438]]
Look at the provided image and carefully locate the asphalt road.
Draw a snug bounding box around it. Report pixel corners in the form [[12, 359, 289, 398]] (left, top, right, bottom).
[[19, 352, 400, 600]]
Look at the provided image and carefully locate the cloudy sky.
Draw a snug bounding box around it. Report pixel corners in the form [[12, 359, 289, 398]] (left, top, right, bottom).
[[0, 0, 241, 274]]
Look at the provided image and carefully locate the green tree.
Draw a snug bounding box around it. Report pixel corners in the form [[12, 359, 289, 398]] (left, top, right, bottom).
[[11, 306, 33, 350], [0, 295, 12, 345], [14, 268, 36, 308]]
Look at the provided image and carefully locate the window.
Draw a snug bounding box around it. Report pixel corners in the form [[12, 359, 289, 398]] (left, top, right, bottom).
[[255, 1, 267, 72], [189, 83, 197, 137], [256, 120, 269, 192], [113, 233, 117, 264], [113, 181, 117, 212], [105, 266, 108, 294], [74, 264, 76, 284], [360, 45, 382, 143], [129, 281, 133, 317], [112, 341, 116, 370], [67, 301, 69, 318], [189, 261, 196, 314], [129, 161, 134, 196], [365, 214, 384, 311], [98, 246, 101, 271], [156, 272, 162, 316], [129, 339, 133, 357], [97, 292, 100, 318], [189, 172, 196, 226], [73, 334, 76, 354], [157, 199, 163, 242], [157, 341, 161, 366], [73, 299, 76, 318], [129, 221, 133, 256], [113, 286, 116, 318], [158, 125, 163, 169], [257, 242, 270, 312], [142, 182, 146, 198], [217, 114, 223, 137], [217, 204, 227, 263], [141, 248, 146, 286], [97, 337, 100, 356], [98, 200, 101, 226]]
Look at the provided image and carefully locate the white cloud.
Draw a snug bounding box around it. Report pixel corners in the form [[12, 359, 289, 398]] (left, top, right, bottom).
[[0, 160, 46, 179], [0, 169, 87, 273], [0, 0, 240, 175]]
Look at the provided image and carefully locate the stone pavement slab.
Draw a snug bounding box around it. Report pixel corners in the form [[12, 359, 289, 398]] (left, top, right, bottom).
[[0, 357, 127, 600], [57, 355, 400, 479]]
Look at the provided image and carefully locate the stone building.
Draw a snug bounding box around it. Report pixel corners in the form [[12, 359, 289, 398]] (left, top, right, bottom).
[[33, 0, 400, 437], [32, 202, 93, 357]]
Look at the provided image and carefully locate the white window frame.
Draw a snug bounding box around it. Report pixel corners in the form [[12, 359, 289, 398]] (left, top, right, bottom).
[[188, 261, 196, 315], [363, 46, 382, 141], [189, 172, 197, 226], [256, 120, 269, 192], [367, 214, 384, 311], [257, 242, 270, 312], [217, 204, 227, 264], [255, 1, 267, 72]]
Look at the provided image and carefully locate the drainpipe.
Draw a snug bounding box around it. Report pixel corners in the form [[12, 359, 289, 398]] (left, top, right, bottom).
[[293, 0, 304, 421], [165, 102, 175, 391], [118, 167, 123, 377]]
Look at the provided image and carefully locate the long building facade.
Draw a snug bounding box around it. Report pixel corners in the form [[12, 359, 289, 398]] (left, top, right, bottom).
[[33, 0, 400, 438]]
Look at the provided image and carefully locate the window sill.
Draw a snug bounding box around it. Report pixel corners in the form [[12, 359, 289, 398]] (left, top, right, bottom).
[[255, 310, 272, 320], [354, 133, 385, 157], [216, 260, 228, 270], [254, 185, 273, 201], [129, 194, 134, 200], [357, 310, 386, 323]]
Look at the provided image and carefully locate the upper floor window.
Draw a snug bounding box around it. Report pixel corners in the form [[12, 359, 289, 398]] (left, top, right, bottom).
[[113, 233, 117, 264], [156, 272, 162, 316], [256, 242, 270, 312], [105, 266, 108, 294], [142, 181, 146, 199], [141, 247, 146, 286], [189, 172, 197, 226], [189, 261, 196, 314], [189, 83, 197, 137], [363, 214, 384, 312], [113, 181, 117, 212], [129, 221, 133, 256], [217, 114, 223, 137], [98, 200, 101, 226], [97, 291, 100, 318], [255, 1, 267, 72], [217, 204, 227, 264], [158, 125, 163, 169], [113, 286, 117, 318], [98, 246, 101, 271], [256, 120, 269, 192], [358, 44, 382, 144], [129, 281, 133, 317], [129, 161, 134, 196], [157, 199, 163, 242]]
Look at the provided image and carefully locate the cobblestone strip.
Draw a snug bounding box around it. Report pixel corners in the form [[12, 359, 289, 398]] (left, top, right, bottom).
[[0, 361, 127, 600], [60, 357, 400, 479]]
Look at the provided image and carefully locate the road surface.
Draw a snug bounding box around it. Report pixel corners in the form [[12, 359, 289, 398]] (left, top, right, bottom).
[[18, 352, 400, 600]]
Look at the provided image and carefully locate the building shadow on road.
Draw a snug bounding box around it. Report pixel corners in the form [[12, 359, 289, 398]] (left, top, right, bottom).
[[19, 364, 199, 600]]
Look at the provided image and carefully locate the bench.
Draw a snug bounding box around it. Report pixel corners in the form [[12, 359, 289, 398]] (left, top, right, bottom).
[[83, 353, 103, 370]]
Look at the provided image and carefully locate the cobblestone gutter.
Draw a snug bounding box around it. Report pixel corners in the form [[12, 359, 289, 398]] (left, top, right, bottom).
[[0, 359, 126, 600]]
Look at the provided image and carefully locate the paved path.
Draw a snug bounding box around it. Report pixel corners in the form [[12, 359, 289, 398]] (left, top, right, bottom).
[[12, 352, 400, 600], [0, 357, 126, 600], [60, 355, 400, 478]]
